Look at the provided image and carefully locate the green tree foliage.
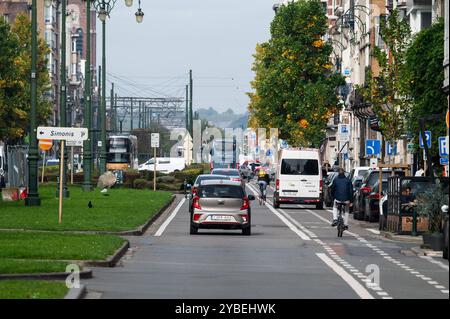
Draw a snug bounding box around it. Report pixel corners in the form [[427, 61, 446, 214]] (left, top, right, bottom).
[[247, 0, 344, 147], [359, 9, 411, 144], [404, 19, 446, 160], [0, 14, 51, 143]]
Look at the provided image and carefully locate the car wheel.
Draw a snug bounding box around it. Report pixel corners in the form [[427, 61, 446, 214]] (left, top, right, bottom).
[[190, 224, 198, 235], [242, 226, 251, 236], [273, 200, 280, 208], [316, 202, 324, 210]]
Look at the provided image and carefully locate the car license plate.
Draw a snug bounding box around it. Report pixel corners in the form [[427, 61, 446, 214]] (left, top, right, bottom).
[[211, 215, 234, 222]]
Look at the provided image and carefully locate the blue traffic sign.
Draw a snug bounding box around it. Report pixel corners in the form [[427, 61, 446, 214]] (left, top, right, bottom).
[[438, 136, 448, 157], [386, 141, 397, 156], [440, 157, 449, 166], [366, 140, 381, 156], [419, 131, 431, 149]]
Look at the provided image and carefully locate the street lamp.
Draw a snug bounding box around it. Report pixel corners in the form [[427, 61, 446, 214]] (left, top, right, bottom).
[[135, 0, 144, 23], [124, 0, 133, 7]]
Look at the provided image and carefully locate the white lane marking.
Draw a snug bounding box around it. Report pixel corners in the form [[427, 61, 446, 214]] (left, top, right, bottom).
[[302, 206, 450, 296], [154, 197, 186, 237], [246, 183, 311, 241], [316, 253, 374, 299], [419, 256, 449, 271], [367, 229, 381, 235], [441, 290, 449, 294]]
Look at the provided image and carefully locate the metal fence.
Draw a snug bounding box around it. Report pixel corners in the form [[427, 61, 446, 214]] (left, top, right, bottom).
[[7, 145, 29, 188]]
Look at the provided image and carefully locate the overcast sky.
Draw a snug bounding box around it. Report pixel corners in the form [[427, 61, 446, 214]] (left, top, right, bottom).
[[99, 0, 276, 114]]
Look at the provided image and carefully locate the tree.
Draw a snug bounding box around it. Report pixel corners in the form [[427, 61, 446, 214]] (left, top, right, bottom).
[[0, 14, 51, 144], [404, 19, 446, 162], [358, 9, 411, 145], [247, 0, 344, 147]]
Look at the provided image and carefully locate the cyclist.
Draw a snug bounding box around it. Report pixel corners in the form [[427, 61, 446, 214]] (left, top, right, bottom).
[[257, 168, 270, 201], [331, 168, 353, 230]]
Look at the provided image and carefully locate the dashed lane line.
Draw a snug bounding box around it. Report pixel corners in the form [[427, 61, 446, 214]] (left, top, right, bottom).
[[154, 197, 186, 237]]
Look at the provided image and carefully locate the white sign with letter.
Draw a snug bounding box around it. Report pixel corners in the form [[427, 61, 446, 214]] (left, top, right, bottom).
[[37, 127, 88, 141]]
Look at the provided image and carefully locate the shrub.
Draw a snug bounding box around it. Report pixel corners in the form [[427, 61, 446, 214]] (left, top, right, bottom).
[[157, 176, 176, 183], [157, 183, 180, 191], [124, 169, 140, 186], [133, 178, 147, 189], [416, 183, 449, 233]]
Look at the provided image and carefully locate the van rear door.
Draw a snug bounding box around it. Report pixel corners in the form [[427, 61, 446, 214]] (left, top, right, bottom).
[[279, 158, 320, 198]]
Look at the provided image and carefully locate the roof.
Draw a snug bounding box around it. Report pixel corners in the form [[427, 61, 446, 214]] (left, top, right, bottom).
[[199, 180, 243, 187]]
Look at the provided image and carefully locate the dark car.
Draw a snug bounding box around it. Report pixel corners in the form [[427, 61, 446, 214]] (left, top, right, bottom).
[[364, 179, 388, 222], [187, 174, 230, 213], [353, 169, 405, 220]]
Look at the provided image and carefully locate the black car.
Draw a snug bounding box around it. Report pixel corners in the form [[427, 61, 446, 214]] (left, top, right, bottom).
[[364, 179, 388, 222], [353, 169, 405, 220], [323, 172, 350, 208]]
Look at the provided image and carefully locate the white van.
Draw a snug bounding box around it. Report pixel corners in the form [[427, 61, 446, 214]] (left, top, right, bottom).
[[273, 148, 323, 209], [138, 157, 185, 174]]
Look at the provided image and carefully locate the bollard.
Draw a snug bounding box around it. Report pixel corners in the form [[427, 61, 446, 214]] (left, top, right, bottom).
[[412, 208, 418, 236]]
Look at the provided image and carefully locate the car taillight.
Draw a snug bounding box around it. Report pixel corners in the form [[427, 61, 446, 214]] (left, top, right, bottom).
[[241, 196, 250, 210], [192, 196, 201, 210], [276, 179, 280, 190], [239, 214, 249, 222], [193, 213, 202, 221], [361, 187, 371, 194], [192, 187, 197, 196], [232, 178, 241, 182], [320, 180, 323, 192]]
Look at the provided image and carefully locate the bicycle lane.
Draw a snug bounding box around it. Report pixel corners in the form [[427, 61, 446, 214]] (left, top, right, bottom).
[[257, 183, 449, 299]]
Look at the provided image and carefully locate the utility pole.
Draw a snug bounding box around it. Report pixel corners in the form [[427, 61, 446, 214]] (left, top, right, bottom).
[[189, 70, 193, 137], [185, 84, 189, 131], [25, 0, 40, 206], [130, 97, 133, 132], [60, 0, 69, 197], [82, 0, 93, 192], [99, 18, 107, 174], [110, 83, 115, 131]]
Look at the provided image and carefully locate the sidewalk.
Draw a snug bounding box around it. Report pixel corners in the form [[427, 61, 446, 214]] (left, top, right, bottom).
[[380, 230, 424, 244]]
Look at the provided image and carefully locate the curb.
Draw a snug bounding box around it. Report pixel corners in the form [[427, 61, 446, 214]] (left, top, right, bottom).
[[410, 246, 443, 257], [380, 231, 424, 244], [64, 284, 86, 299], [0, 268, 92, 281], [79, 240, 130, 268], [117, 194, 176, 236]]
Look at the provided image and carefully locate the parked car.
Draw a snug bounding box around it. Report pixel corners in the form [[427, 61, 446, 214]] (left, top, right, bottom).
[[351, 176, 364, 213], [189, 180, 255, 235], [239, 165, 253, 182], [349, 166, 371, 184], [443, 205, 449, 260], [273, 148, 323, 209], [353, 169, 405, 220], [187, 174, 230, 213], [211, 168, 244, 187], [364, 179, 388, 222], [138, 157, 185, 173]]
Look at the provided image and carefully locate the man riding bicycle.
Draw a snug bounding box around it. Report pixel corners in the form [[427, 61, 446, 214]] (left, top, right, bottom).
[[257, 169, 270, 201], [330, 168, 353, 230]]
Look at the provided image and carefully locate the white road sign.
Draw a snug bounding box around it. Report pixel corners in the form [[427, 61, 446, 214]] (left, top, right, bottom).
[[151, 133, 160, 148], [337, 124, 350, 142], [37, 127, 88, 142], [66, 140, 83, 147]]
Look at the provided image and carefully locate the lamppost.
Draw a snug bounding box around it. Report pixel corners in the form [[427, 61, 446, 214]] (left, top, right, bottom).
[[93, 0, 116, 174], [124, 0, 144, 23], [25, 0, 40, 206], [45, 0, 71, 197]]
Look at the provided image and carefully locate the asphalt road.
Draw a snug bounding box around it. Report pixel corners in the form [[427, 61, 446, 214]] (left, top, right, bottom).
[[82, 182, 449, 299]]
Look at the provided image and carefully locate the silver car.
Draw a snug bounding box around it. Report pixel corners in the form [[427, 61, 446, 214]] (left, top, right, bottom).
[[190, 180, 255, 235]]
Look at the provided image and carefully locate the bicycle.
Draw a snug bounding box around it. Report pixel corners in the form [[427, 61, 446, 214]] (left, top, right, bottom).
[[258, 182, 267, 205], [336, 201, 347, 237]]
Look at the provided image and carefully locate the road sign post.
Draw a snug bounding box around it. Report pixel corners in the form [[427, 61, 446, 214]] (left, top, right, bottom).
[[37, 127, 88, 223], [151, 133, 160, 191], [38, 139, 52, 184]]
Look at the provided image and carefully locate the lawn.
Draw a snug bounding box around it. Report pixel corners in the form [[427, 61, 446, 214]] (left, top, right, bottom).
[[0, 280, 68, 299], [0, 259, 70, 274], [0, 185, 172, 231], [0, 231, 126, 261]]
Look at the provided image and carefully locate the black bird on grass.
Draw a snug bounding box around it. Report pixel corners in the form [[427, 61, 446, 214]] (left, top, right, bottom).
[[88, 201, 93, 208]]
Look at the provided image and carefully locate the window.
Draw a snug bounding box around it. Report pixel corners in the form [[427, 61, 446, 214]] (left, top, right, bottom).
[[2, 14, 9, 23], [198, 185, 244, 199], [281, 159, 319, 175], [420, 12, 432, 30], [71, 63, 76, 75]]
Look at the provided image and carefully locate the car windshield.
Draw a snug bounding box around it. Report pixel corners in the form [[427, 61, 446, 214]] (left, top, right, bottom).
[[198, 185, 244, 198], [366, 171, 405, 187], [212, 170, 240, 177], [281, 159, 319, 175]]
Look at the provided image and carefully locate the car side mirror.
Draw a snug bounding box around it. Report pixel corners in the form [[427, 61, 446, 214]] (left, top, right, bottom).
[[247, 195, 255, 201]]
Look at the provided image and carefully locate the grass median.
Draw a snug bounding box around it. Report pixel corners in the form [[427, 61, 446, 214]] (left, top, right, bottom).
[[0, 280, 68, 299], [0, 185, 173, 232]]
